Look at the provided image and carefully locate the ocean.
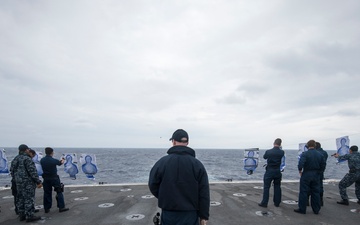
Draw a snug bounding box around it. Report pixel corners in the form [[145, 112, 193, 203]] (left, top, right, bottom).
[[0, 147, 349, 187]]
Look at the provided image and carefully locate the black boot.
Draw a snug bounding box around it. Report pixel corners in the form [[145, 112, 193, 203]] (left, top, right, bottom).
[[294, 208, 306, 214], [258, 203, 267, 208], [337, 199, 349, 205], [59, 207, 69, 212], [19, 215, 26, 221], [26, 215, 41, 222]]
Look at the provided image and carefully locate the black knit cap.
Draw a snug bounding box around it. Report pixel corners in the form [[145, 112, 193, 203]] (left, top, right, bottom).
[[169, 129, 189, 143], [350, 145, 358, 152], [18, 144, 29, 152]]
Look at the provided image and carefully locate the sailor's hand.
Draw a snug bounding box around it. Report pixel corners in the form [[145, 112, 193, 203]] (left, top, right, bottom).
[[37, 183, 43, 188], [200, 219, 207, 225]]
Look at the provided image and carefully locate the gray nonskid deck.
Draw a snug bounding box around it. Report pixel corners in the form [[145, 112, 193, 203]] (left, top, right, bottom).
[[0, 181, 359, 225]]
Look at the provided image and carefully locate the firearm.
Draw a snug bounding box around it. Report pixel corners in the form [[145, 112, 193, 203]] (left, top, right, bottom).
[[153, 212, 160, 225], [60, 183, 64, 192]]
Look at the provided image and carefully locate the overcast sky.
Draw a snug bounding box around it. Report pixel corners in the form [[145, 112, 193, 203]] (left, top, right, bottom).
[[1, 0, 360, 150]]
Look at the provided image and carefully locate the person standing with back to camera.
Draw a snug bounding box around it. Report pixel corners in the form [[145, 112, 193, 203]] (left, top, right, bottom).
[[40, 147, 69, 213], [315, 142, 328, 206], [258, 138, 285, 208], [149, 129, 210, 225], [294, 140, 325, 215]]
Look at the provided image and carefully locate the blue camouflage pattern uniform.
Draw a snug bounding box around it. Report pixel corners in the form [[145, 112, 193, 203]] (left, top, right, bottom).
[[10, 152, 42, 219], [338, 151, 360, 200]]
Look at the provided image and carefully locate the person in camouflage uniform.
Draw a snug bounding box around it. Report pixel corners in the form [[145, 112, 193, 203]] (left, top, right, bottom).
[[10, 144, 42, 222], [334, 145, 360, 205], [11, 148, 39, 215]]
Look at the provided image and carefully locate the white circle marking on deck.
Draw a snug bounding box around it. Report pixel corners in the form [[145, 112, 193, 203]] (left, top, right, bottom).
[[233, 193, 247, 197], [120, 188, 132, 192], [256, 211, 273, 216], [350, 209, 360, 213], [2, 195, 14, 199], [210, 201, 221, 206], [40, 217, 48, 222], [349, 198, 358, 203], [74, 197, 89, 201], [126, 214, 145, 220], [127, 195, 134, 198], [35, 205, 43, 210], [141, 195, 155, 199], [253, 186, 263, 189], [37, 217, 46, 222], [283, 200, 298, 204], [98, 203, 115, 208], [71, 190, 83, 193]]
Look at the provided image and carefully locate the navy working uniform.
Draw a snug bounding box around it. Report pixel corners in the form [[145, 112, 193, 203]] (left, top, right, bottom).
[[259, 146, 285, 207], [297, 149, 325, 214], [316, 145, 328, 205], [337, 149, 360, 202], [10, 151, 42, 220], [40, 155, 66, 211], [149, 145, 210, 225], [11, 177, 18, 214]]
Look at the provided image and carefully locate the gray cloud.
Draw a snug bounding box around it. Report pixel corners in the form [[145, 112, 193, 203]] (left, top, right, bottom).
[[1, 0, 360, 149], [266, 42, 360, 76]]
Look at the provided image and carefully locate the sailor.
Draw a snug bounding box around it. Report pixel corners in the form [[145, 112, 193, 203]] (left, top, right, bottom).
[[10, 144, 42, 222], [258, 138, 285, 208], [40, 147, 69, 213], [294, 140, 325, 214], [149, 129, 210, 225], [333, 145, 360, 205], [315, 142, 328, 206]]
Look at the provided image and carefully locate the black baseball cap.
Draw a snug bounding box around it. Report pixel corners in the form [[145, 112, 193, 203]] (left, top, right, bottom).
[[169, 129, 189, 143]]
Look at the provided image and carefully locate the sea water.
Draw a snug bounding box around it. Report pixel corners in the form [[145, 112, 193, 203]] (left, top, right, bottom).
[[0, 148, 349, 187]]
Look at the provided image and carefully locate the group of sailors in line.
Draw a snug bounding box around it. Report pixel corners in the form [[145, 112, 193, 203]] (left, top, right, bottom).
[[258, 138, 360, 215], [2, 134, 360, 224], [9, 145, 69, 222]]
